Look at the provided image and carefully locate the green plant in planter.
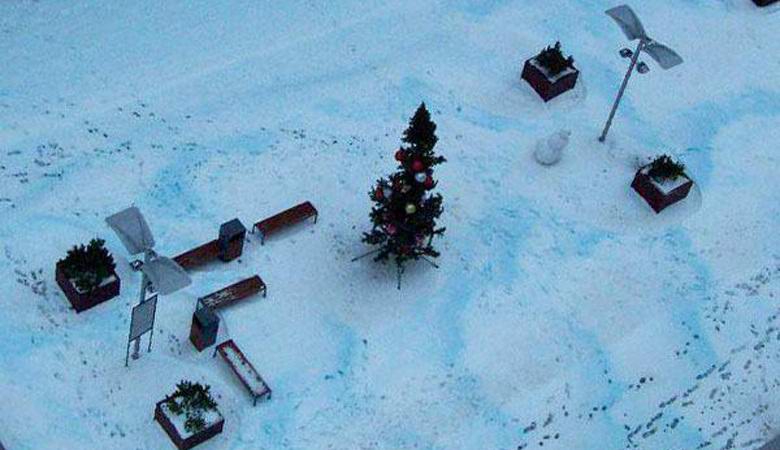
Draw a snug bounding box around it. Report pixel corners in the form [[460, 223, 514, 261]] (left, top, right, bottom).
[[647, 155, 686, 182], [535, 41, 575, 77], [165, 381, 219, 433], [58, 238, 116, 293]]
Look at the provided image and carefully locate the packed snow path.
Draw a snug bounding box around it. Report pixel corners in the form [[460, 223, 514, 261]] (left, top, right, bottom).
[[0, 1, 778, 449]]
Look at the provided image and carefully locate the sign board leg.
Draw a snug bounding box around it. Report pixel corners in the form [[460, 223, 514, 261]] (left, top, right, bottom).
[[131, 338, 141, 360]]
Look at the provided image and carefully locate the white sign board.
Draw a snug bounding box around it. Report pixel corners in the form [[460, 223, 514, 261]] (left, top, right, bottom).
[[129, 295, 157, 341]]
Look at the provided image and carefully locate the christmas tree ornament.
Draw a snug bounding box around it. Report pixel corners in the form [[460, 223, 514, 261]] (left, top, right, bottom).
[[411, 160, 425, 172], [415, 172, 427, 183], [423, 176, 434, 189], [405, 203, 417, 215], [395, 149, 405, 161], [382, 187, 392, 199], [386, 224, 397, 235], [374, 186, 384, 200]]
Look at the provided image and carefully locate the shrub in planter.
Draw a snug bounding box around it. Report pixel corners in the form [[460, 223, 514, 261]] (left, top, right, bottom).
[[521, 41, 579, 102], [155, 381, 224, 450], [55, 238, 120, 312], [631, 155, 694, 213]]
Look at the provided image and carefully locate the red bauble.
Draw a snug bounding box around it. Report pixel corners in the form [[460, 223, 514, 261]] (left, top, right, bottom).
[[411, 160, 425, 172], [423, 176, 434, 189], [394, 149, 405, 161], [374, 186, 384, 200], [385, 223, 397, 235]]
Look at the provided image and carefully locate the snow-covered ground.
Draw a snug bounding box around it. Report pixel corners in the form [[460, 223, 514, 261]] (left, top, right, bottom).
[[1, 1, 779, 449]]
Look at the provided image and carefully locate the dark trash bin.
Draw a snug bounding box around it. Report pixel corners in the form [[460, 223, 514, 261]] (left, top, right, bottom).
[[189, 305, 219, 352], [218, 218, 246, 262]]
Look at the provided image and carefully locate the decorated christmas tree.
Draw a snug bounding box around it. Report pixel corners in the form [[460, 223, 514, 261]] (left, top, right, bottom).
[[360, 103, 446, 288]]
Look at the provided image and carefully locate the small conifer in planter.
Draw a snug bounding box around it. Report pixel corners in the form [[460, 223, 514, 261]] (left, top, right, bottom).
[[155, 381, 224, 450], [521, 41, 579, 102], [55, 238, 120, 312], [631, 154, 694, 213], [536, 42, 575, 77], [647, 155, 686, 181]]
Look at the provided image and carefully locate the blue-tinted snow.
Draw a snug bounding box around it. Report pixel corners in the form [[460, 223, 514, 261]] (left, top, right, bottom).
[[0, 1, 778, 449]]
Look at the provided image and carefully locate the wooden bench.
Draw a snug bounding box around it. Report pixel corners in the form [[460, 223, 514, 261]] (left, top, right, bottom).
[[198, 275, 266, 310], [173, 239, 220, 271], [213, 339, 271, 406], [253, 201, 318, 245]]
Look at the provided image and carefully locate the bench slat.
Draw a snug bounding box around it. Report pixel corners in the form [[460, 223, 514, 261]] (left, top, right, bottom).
[[256, 202, 316, 232], [253, 201, 317, 244], [173, 240, 220, 270], [199, 275, 266, 310]]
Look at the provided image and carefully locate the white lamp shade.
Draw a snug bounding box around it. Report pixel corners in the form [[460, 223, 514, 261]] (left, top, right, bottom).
[[106, 206, 155, 255], [606, 5, 648, 41], [142, 256, 191, 295], [643, 39, 683, 70]]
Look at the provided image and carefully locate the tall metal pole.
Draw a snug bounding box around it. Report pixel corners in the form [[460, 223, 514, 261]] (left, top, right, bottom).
[[131, 251, 150, 360], [598, 39, 645, 143]]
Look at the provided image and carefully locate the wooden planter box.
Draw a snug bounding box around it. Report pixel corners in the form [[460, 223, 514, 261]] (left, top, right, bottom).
[[631, 167, 693, 213], [752, 0, 778, 6], [521, 57, 579, 102], [55, 262, 120, 313], [155, 400, 224, 450]]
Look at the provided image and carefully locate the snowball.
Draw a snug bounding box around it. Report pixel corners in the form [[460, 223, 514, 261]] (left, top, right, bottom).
[[534, 129, 571, 166]]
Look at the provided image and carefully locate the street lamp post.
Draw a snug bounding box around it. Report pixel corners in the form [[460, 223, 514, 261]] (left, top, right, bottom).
[[598, 4, 683, 143], [599, 39, 645, 143], [131, 251, 151, 359], [106, 206, 191, 365]]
